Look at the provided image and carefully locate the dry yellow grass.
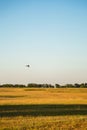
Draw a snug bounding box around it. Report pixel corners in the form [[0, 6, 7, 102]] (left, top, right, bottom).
[[0, 88, 87, 130], [0, 88, 87, 105], [0, 116, 87, 130]]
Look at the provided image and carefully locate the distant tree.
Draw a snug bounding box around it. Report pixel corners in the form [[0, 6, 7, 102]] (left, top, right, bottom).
[[74, 83, 80, 88], [0, 84, 14, 88], [65, 84, 74, 88], [48, 84, 54, 88], [84, 83, 87, 88], [27, 83, 39, 88], [80, 83, 87, 88], [80, 83, 85, 88], [55, 84, 60, 88], [14, 84, 26, 88]]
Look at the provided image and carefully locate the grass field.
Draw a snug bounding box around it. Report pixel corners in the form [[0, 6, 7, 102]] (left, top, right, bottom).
[[0, 88, 87, 130]]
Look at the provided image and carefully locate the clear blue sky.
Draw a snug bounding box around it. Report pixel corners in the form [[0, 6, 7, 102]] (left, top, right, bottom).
[[0, 0, 87, 85]]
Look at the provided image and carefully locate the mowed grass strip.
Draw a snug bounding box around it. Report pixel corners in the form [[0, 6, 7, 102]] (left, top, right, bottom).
[[0, 104, 87, 117]]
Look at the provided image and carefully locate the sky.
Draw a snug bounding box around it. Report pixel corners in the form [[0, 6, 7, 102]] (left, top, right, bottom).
[[0, 0, 87, 85]]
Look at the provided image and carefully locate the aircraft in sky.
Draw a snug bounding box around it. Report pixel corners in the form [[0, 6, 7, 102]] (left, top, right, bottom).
[[26, 65, 30, 68]]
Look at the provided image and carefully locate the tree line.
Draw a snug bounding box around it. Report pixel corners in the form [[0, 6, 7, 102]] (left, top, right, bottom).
[[0, 83, 87, 88]]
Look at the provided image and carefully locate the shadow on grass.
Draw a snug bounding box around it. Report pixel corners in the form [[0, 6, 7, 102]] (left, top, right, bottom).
[[0, 104, 87, 117]]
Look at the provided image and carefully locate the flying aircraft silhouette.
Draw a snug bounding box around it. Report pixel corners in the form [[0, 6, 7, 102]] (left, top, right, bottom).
[[26, 65, 30, 68]]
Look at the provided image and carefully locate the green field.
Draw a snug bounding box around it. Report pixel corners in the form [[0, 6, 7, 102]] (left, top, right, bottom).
[[0, 88, 87, 130]]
